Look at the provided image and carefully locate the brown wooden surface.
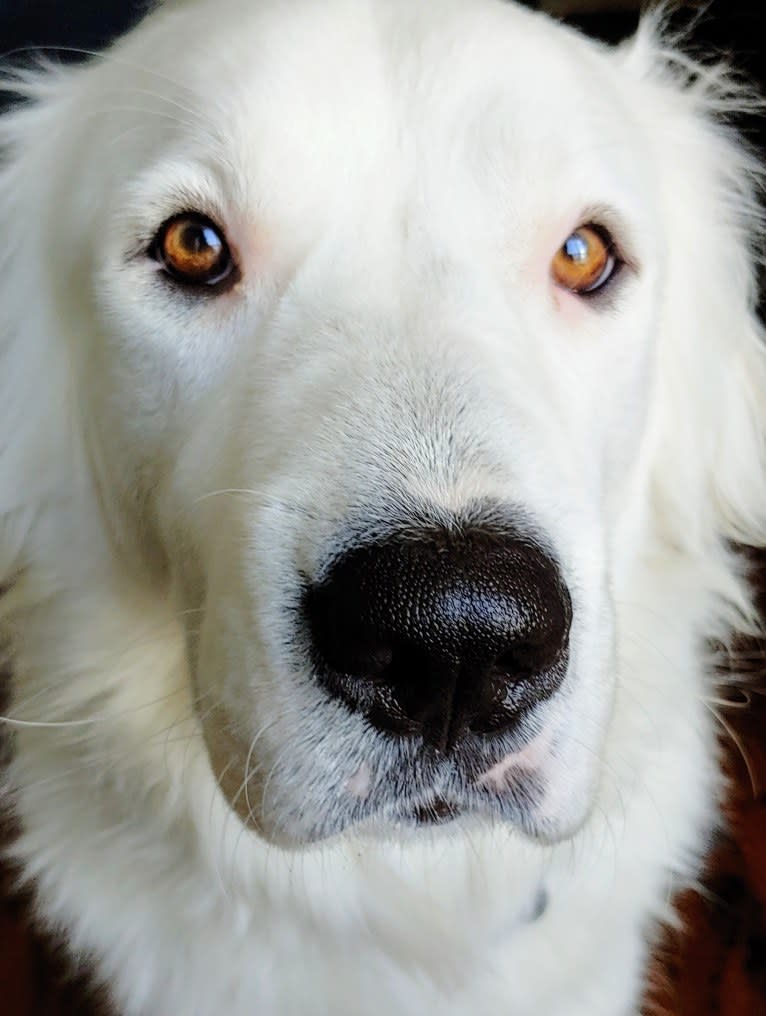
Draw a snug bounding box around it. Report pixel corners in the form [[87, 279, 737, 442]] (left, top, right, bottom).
[[0, 854, 111, 1015], [646, 686, 766, 1016]]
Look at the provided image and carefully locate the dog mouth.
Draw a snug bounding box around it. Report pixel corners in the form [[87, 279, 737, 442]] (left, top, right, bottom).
[[352, 772, 541, 840], [199, 652, 560, 845], [202, 693, 577, 846], [343, 727, 553, 837], [408, 796, 463, 826]]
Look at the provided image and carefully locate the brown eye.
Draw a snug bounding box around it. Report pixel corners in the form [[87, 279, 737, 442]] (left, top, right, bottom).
[[551, 224, 617, 295], [152, 213, 234, 287]]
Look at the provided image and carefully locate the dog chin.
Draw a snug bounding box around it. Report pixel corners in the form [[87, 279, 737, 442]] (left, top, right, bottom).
[[253, 787, 593, 849], [248, 751, 595, 849], [358, 794, 590, 845]]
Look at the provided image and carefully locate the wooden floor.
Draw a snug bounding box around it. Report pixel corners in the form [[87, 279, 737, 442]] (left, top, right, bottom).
[[647, 671, 766, 1016]]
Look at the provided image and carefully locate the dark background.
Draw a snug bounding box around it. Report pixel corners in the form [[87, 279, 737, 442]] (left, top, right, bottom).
[[0, 3, 765, 1015], [0, 0, 762, 65]]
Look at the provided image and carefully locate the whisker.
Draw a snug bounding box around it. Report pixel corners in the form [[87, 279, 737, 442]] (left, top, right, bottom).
[[703, 700, 760, 797], [193, 487, 329, 524], [77, 105, 204, 133], [1, 44, 211, 107], [123, 86, 218, 125], [5, 692, 213, 799], [2, 678, 196, 730], [1, 715, 98, 729]]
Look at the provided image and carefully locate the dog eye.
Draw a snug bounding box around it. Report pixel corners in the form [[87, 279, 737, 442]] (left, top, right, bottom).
[[551, 225, 617, 295], [150, 213, 235, 287]]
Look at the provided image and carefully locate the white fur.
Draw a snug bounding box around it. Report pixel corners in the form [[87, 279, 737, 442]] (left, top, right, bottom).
[[1, 1, 765, 1013]]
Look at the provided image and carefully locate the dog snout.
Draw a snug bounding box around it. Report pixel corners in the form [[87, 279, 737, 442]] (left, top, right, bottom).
[[304, 525, 572, 753]]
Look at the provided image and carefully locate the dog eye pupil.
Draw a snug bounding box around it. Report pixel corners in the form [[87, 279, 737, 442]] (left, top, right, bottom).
[[183, 222, 218, 255], [152, 213, 234, 287], [552, 224, 617, 296]]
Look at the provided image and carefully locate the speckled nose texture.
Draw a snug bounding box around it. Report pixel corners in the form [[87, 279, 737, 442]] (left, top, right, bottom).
[[304, 526, 572, 753]]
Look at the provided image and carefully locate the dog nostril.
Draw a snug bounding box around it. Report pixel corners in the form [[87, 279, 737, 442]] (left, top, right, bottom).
[[305, 522, 572, 749], [357, 646, 394, 680], [492, 642, 547, 681]]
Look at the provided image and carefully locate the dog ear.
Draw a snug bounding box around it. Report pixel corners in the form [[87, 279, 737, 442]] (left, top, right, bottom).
[[619, 17, 766, 618]]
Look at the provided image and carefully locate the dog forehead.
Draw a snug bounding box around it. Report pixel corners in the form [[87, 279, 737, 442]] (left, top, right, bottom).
[[90, 0, 655, 271], [112, 0, 638, 175], [75, 0, 657, 298]]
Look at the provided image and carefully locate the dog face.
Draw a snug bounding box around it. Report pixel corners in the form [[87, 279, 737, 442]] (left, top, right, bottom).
[[2, 0, 764, 848]]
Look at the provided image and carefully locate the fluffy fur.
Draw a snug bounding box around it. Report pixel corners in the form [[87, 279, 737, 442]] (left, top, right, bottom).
[[1, 1, 765, 1013]]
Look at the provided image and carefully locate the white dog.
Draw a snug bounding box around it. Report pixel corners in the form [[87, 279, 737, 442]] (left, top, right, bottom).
[[1, 1, 764, 1013]]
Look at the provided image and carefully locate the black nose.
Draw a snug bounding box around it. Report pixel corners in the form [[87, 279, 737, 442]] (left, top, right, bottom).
[[304, 525, 572, 753]]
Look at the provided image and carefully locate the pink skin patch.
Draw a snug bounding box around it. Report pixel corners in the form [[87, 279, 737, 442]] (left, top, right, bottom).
[[476, 728, 553, 793], [346, 762, 372, 799]]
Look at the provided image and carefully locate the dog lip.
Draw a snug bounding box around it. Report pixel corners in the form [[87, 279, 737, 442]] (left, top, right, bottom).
[[474, 728, 552, 791], [408, 797, 462, 825]]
